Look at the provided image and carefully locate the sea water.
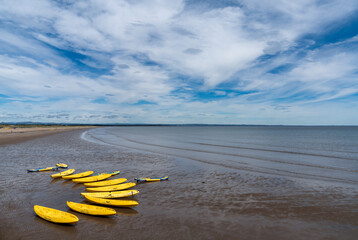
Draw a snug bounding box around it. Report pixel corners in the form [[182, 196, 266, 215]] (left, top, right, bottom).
[[83, 126, 358, 185]]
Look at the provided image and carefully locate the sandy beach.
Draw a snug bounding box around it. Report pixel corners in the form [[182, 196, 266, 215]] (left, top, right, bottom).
[[0, 128, 357, 240], [0, 126, 95, 146]]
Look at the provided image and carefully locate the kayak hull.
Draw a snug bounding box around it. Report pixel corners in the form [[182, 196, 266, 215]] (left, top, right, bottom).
[[81, 190, 139, 199], [34, 205, 79, 224], [67, 201, 116, 216]]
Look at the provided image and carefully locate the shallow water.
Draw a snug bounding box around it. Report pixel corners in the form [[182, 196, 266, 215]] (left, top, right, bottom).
[[84, 126, 358, 185], [1, 127, 358, 239]]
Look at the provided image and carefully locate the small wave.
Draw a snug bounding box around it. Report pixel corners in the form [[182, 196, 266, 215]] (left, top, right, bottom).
[[80, 127, 358, 185], [188, 142, 358, 161], [118, 136, 358, 173], [81, 129, 112, 146]]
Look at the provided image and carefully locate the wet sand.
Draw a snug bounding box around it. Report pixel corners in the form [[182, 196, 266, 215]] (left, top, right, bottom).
[[0, 129, 357, 239]]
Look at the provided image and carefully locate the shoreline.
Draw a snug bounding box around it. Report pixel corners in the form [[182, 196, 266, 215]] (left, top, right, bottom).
[[0, 126, 96, 146]]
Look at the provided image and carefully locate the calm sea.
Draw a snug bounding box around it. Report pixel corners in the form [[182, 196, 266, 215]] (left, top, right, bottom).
[[82, 126, 358, 185]]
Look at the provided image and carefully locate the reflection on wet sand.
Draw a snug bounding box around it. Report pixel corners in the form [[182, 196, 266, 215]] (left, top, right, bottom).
[[136, 181, 161, 185], [114, 207, 138, 216], [50, 178, 62, 184], [72, 183, 85, 190], [67, 209, 118, 226], [33, 215, 79, 234], [62, 180, 73, 186]]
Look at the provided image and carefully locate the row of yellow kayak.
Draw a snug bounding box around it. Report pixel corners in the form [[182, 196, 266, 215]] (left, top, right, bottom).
[[32, 164, 168, 224]]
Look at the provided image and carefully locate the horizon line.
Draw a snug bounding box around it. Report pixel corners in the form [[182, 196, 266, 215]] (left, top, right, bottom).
[[1, 122, 358, 127]]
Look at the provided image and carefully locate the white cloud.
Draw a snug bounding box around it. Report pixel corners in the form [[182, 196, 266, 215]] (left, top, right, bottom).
[[290, 53, 356, 82], [241, 0, 358, 39], [0, 0, 266, 88], [0, 54, 176, 108], [0, 0, 358, 124]]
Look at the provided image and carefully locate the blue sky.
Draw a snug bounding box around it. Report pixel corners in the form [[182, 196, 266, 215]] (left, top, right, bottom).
[[0, 0, 358, 125]]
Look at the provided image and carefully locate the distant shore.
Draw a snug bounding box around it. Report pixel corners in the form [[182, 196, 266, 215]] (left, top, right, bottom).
[[0, 126, 96, 146]]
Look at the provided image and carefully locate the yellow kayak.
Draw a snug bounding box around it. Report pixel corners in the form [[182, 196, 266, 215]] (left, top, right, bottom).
[[109, 171, 120, 176], [56, 163, 68, 168], [34, 205, 79, 224], [27, 167, 58, 172], [62, 171, 93, 179], [135, 176, 169, 182], [84, 195, 139, 207], [97, 171, 120, 176], [81, 190, 139, 199], [86, 182, 136, 192], [66, 201, 116, 216], [72, 173, 112, 183], [84, 178, 127, 187], [51, 169, 75, 178]]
